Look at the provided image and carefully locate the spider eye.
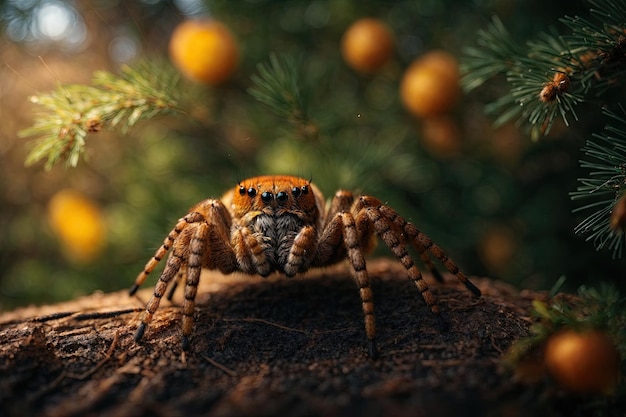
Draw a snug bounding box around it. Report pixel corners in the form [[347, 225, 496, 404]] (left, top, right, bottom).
[[239, 186, 246, 195], [291, 187, 301, 197], [247, 187, 257, 198], [276, 191, 288, 203], [301, 185, 309, 195], [261, 191, 273, 204]]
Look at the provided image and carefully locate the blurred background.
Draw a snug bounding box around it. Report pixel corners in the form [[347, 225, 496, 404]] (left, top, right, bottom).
[[0, 0, 622, 311]]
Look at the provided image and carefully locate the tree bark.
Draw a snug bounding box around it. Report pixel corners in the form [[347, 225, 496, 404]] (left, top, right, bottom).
[[1, 259, 544, 416]]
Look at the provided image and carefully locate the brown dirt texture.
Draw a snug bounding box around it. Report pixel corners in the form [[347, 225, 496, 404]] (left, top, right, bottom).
[[0, 259, 618, 416]]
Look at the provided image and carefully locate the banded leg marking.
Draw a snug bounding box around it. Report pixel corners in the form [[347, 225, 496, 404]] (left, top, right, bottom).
[[181, 222, 208, 350], [341, 213, 378, 358], [365, 206, 440, 315], [130, 212, 204, 295], [135, 249, 185, 342], [284, 225, 316, 276]]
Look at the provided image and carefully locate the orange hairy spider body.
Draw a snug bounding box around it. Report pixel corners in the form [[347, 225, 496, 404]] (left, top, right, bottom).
[[130, 175, 481, 357]]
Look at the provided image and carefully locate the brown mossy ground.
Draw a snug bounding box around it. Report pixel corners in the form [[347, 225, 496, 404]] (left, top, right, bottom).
[[0, 259, 618, 416]]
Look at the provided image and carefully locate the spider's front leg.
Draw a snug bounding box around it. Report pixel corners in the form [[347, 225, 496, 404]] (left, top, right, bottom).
[[132, 199, 238, 349], [134, 223, 204, 349], [133, 231, 190, 343], [181, 222, 209, 350]]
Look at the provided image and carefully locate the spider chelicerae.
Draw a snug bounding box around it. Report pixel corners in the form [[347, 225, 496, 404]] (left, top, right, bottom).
[[130, 175, 481, 357]]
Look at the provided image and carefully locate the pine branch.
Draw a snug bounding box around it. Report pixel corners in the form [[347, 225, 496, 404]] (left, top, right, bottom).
[[20, 60, 193, 170], [463, 0, 626, 256], [462, 0, 626, 140], [571, 105, 626, 257], [560, 0, 626, 94], [460, 16, 525, 92], [248, 53, 318, 140]]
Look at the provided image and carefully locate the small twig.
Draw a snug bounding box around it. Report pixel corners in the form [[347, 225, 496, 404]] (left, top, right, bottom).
[[421, 358, 498, 367], [73, 308, 143, 321], [222, 317, 307, 334], [203, 355, 237, 377], [1, 308, 144, 326], [31, 311, 77, 322], [421, 359, 465, 367], [490, 336, 505, 355], [443, 297, 485, 311], [0, 311, 77, 326]]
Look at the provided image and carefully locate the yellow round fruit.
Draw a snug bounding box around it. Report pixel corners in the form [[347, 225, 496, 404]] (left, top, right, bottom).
[[544, 329, 621, 394], [400, 50, 460, 118], [341, 18, 394, 73], [48, 189, 106, 262], [169, 19, 239, 85]]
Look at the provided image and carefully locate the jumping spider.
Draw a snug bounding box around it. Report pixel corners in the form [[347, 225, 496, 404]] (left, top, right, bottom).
[[130, 175, 481, 357]]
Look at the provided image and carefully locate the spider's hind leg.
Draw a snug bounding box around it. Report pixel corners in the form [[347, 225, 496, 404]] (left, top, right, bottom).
[[130, 212, 204, 296], [418, 250, 445, 283], [166, 269, 186, 301], [378, 204, 481, 297], [357, 202, 441, 316]]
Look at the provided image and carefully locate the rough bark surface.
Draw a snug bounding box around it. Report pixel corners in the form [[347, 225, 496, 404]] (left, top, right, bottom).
[[0, 259, 553, 416]]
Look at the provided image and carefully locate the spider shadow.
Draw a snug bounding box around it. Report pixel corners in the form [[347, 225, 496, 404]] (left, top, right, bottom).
[[181, 266, 466, 363]]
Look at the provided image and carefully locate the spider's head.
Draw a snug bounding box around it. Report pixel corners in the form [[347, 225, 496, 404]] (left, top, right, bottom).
[[230, 175, 323, 223]]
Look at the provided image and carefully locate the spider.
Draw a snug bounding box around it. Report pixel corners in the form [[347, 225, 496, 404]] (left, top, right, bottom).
[[130, 175, 481, 358]]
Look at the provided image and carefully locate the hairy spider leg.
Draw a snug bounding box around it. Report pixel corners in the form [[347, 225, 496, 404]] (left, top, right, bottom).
[[376, 201, 481, 297], [313, 192, 359, 265], [340, 211, 378, 359], [418, 251, 445, 283], [181, 222, 209, 350], [130, 211, 205, 296], [357, 200, 440, 316], [134, 230, 189, 342], [284, 225, 318, 276], [231, 223, 271, 276], [311, 190, 379, 358], [314, 190, 373, 265], [135, 199, 244, 348], [166, 269, 186, 301], [326, 191, 443, 283]]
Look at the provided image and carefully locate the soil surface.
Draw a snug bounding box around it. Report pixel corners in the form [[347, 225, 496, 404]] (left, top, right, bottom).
[[0, 259, 614, 416]]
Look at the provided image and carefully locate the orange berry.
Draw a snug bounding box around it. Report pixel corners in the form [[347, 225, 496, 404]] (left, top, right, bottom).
[[400, 50, 460, 118], [478, 226, 517, 274], [169, 19, 239, 85], [421, 116, 462, 158], [48, 189, 106, 262], [544, 329, 621, 394], [341, 18, 394, 73]]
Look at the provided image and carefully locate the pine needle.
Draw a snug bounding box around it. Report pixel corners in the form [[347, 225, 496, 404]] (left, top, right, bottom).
[[248, 53, 317, 140], [571, 105, 626, 257]]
